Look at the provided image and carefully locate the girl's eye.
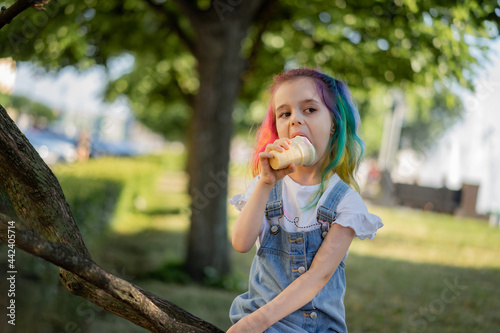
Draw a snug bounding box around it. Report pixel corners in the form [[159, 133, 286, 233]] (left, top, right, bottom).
[[304, 107, 316, 113], [279, 112, 291, 118]]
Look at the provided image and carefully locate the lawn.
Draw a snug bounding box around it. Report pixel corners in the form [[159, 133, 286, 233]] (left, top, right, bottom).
[[6, 152, 499, 333]]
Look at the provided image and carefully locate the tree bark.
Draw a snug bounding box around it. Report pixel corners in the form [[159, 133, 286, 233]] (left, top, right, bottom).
[[0, 219, 209, 332], [182, 0, 266, 281], [0, 104, 223, 332]]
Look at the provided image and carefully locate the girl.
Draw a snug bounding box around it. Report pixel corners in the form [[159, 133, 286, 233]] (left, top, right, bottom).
[[227, 68, 383, 333]]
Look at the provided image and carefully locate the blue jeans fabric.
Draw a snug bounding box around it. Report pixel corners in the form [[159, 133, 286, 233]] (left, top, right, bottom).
[[230, 227, 347, 332], [230, 180, 350, 332]]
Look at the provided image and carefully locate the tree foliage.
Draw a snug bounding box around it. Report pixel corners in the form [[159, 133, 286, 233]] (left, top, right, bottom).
[[1, 0, 498, 151]]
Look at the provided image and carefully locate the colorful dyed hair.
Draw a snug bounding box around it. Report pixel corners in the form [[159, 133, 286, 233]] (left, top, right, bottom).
[[251, 68, 365, 202]]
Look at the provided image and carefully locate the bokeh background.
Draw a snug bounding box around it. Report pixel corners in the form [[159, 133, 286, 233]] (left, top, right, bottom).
[[0, 1, 499, 332]]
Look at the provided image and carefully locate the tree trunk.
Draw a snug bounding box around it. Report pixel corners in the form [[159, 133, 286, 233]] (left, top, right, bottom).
[[184, 1, 265, 280], [0, 104, 223, 332], [186, 25, 245, 281]]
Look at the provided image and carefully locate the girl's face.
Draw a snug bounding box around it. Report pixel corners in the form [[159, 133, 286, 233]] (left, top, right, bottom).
[[273, 77, 333, 166]]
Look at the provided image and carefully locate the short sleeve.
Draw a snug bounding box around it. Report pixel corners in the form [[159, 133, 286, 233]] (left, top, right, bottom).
[[334, 189, 383, 240], [228, 175, 260, 211]]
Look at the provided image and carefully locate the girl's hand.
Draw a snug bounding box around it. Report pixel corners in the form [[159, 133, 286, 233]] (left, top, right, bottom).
[[259, 138, 296, 186]]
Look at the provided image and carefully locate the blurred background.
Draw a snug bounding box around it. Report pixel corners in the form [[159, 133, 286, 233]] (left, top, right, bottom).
[[0, 0, 499, 332]]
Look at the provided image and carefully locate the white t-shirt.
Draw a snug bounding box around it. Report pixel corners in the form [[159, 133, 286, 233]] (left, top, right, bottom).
[[229, 174, 383, 248]]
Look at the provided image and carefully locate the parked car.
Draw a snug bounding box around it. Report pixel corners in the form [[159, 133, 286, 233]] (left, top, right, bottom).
[[89, 139, 140, 157], [24, 128, 78, 165]]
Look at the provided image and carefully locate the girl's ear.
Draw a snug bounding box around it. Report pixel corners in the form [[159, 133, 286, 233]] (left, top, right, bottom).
[[330, 124, 335, 135]]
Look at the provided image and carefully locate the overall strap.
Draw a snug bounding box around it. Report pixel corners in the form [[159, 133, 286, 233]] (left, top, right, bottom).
[[317, 179, 350, 225], [265, 179, 283, 220]]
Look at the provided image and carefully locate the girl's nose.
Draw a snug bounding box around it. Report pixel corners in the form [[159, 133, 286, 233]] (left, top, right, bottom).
[[290, 111, 303, 126]]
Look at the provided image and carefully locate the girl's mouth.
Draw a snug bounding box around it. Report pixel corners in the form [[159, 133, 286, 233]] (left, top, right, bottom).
[[291, 132, 309, 141]]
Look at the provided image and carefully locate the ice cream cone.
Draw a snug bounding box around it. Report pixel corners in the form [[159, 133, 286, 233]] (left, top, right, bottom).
[[269, 136, 316, 170]]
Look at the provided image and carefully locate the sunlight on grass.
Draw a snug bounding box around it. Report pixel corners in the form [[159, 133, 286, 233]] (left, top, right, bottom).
[[51, 153, 500, 332], [350, 204, 500, 269], [54, 152, 190, 234], [56, 152, 499, 274]]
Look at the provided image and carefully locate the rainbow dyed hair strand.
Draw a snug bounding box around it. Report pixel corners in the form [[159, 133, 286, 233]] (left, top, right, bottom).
[[251, 104, 279, 176], [320, 78, 365, 190]]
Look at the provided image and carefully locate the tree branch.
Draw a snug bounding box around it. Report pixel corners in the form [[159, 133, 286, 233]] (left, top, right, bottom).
[[0, 105, 91, 257], [143, 0, 197, 55], [171, 0, 201, 27], [0, 0, 50, 30], [0, 104, 223, 332], [245, 0, 279, 74], [0, 220, 200, 332]]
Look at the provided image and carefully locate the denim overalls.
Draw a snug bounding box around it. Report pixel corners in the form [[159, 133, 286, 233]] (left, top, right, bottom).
[[230, 179, 351, 333]]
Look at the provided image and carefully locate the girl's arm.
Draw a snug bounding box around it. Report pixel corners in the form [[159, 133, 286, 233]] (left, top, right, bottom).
[[231, 178, 274, 253], [227, 223, 355, 332], [232, 139, 295, 253]]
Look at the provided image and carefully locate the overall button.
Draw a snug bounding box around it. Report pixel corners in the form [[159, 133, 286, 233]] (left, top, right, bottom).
[[310, 311, 317, 319], [298, 266, 306, 274], [295, 237, 304, 244]]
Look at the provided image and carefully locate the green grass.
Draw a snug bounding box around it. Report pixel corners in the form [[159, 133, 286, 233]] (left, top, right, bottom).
[[10, 151, 500, 333], [345, 205, 500, 333], [351, 205, 500, 269]]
